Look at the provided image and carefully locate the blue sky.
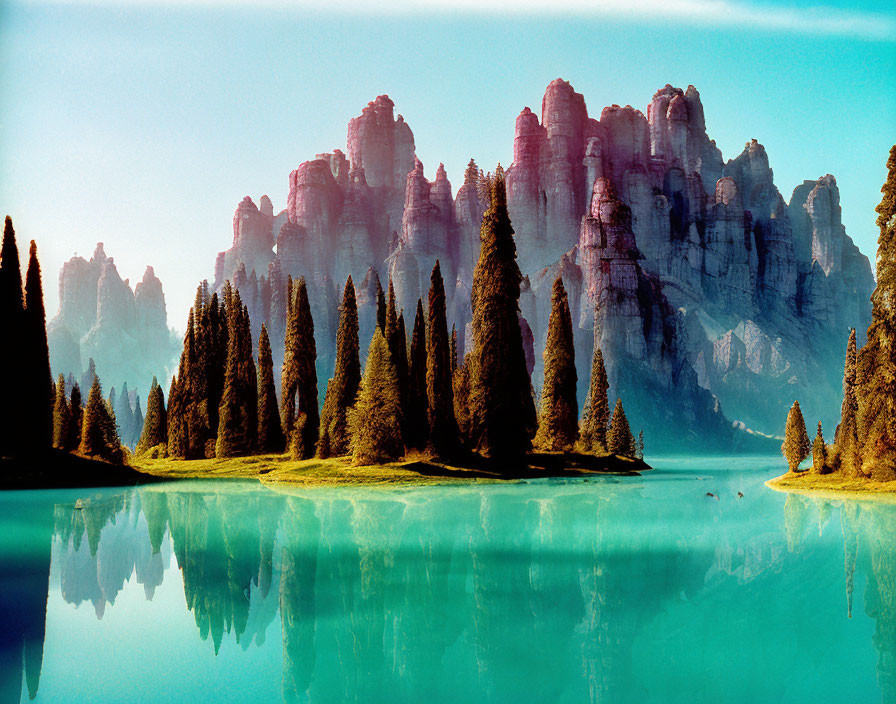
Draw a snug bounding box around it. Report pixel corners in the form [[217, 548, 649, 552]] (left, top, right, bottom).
[[1, 0, 894, 329]]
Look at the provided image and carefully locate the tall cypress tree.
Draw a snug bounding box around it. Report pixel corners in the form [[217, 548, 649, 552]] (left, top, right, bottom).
[[782, 400, 811, 472], [811, 422, 827, 474], [350, 329, 403, 465], [69, 383, 83, 452], [167, 375, 186, 457], [837, 329, 861, 475], [0, 216, 25, 457], [535, 276, 578, 452], [453, 355, 473, 448], [53, 373, 71, 451], [469, 167, 536, 461], [23, 240, 53, 452], [426, 261, 458, 457], [376, 277, 387, 334], [257, 324, 285, 453], [137, 377, 167, 455], [216, 302, 250, 458], [406, 299, 429, 450], [607, 398, 635, 457], [857, 145, 896, 479], [319, 276, 361, 458], [281, 278, 318, 459], [580, 347, 610, 453], [385, 279, 409, 418]]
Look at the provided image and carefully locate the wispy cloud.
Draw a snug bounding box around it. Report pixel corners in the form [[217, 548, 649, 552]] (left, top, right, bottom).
[[22, 0, 896, 42]]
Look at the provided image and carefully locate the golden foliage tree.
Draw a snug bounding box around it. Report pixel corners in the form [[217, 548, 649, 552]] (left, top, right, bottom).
[[811, 422, 827, 474], [580, 347, 610, 453], [535, 276, 578, 451], [782, 400, 811, 472], [607, 398, 635, 457], [350, 330, 403, 465]]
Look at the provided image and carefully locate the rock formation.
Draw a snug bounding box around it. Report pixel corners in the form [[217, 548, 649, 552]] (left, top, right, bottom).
[[48, 244, 179, 399], [211, 82, 873, 450]]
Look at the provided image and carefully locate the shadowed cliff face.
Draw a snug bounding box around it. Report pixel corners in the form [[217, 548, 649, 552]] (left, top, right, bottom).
[[211, 81, 872, 450]]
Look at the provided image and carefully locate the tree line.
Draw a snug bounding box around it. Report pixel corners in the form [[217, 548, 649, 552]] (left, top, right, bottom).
[[137, 168, 644, 468], [782, 146, 896, 480]]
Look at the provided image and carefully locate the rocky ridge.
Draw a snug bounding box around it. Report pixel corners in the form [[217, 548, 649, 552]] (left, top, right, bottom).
[[211, 81, 873, 450]]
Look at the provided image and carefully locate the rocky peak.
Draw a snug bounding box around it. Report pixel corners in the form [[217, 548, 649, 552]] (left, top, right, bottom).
[[91, 242, 107, 265], [346, 94, 415, 190]]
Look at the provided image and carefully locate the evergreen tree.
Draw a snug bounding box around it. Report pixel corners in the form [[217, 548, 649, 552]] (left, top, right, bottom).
[[450, 325, 458, 373], [385, 279, 409, 421], [837, 329, 861, 475], [469, 168, 536, 461], [453, 355, 473, 447], [426, 261, 458, 457], [350, 329, 403, 465], [257, 324, 285, 453], [857, 145, 896, 479], [579, 347, 610, 453], [53, 373, 71, 451], [281, 278, 318, 459], [137, 377, 167, 455], [812, 422, 827, 474], [167, 375, 186, 457], [406, 299, 429, 450], [607, 398, 636, 457], [23, 240, 53, 452], [782, 400, 811, 472], [78, 376, 124, 464], [0, 216, 24, 457], [68, 383, 83, 452], [535, 276, 578, 451], [636, 430, 644, 460], [115, 383, 134, 447], [318, 276, 361, 458], [376, 276, 386, 334], [216, 305, 250, 457], [80, 357, 97, 397], [132, 396, 143, 448]]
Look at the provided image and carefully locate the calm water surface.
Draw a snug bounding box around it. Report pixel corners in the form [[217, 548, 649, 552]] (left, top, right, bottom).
[[1, 457, 893, 703]]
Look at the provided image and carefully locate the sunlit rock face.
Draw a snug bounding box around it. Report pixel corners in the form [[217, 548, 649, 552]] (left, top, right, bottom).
[[212, 82, 872, 449], [48, 244, 179, 396]]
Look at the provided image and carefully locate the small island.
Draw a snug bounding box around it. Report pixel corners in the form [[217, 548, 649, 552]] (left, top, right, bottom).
[[770, 146, 896, 498]]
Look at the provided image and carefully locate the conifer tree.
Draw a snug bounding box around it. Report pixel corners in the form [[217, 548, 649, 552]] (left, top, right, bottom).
[[350, 330, 403, 465], [257, 324, 285, 453], [782, 400, 811, 472], [69, 383, 83, 452], [607, 398, 636, 457], [80, 358, 97, 397], [469, 168, 536, 460], [385, 279, 409, 415], [137, 377, 167, 455], [837, 329, 860, 474], [0, 216, 25, 456], [53, 373, 71, 451], [426, 261, 458, 457], [406, 299, 429, 450], [23, 240, 53, 452], [216, 306, 250, 458], [453, 355, 473, 447], [78, 376, 124, 464], [132, 396, 143, 448], [281, 278, 318, 459], [318, 276, 361, 458], [167, 375, 186, 457], [580, 347, 610, 453], [376, 277, 387, 334], [450, 325, 458, 373], [637, 430, 644, 460], [812, 422, 827, 474], [857, 145, 896, 479], [115, 383, 134, 447], [535, 276, 578, 451]]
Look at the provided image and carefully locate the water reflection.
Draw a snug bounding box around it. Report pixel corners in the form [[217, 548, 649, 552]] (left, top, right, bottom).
[[1, 476, 894, 703]]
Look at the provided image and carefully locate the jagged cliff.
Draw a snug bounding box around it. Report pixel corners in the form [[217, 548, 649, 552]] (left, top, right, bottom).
[[212, 81, 872, 451], [48, 243, 180, 396]]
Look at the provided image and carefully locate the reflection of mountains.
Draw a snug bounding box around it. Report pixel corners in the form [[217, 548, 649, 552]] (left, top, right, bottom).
[[13, 481, 896, 703]]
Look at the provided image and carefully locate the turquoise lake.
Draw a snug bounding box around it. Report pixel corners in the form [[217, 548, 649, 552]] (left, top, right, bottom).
[[1, 457, 893, 703]]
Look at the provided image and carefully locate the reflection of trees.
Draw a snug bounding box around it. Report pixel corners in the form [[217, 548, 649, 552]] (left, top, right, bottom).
[[167, 490, 284, 653], [0, 498, 53, 702], [787, 496, 896, 704]]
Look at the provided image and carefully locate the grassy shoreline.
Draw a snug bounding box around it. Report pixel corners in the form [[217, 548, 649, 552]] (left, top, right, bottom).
[[134, 451, 651, 487], [766, 471, 896, 504]]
